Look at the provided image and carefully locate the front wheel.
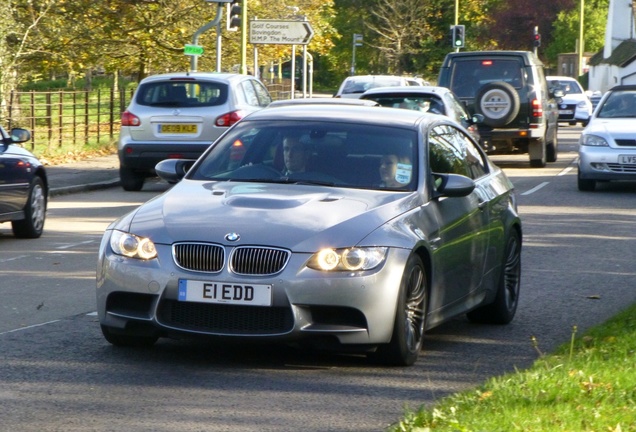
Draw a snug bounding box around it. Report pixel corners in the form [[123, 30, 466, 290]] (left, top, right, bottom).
[[12, 176, 47, 238], [577, 169, 596, 191], [371, 255, 427, 366], [467, 230, 521, 324]]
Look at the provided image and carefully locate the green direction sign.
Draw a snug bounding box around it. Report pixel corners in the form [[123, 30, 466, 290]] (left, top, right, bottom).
[[184, 44, 204, 56]]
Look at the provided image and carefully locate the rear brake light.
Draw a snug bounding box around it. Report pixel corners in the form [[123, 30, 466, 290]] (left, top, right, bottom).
[[215, 110, 245, 127], [482, 60, 493, 66], [531, 99, 543, 118], [121, 111, 141, 126]]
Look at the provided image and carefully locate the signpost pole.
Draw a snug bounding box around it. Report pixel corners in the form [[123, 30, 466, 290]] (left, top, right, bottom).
[[190, 3, 224, 72]]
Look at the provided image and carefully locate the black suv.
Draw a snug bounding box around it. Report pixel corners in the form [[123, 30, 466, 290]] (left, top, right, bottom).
[[438, 51, 560, 167]]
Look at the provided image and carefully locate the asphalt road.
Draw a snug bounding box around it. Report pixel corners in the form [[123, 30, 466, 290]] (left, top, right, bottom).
[[1, 125, 635, 431]]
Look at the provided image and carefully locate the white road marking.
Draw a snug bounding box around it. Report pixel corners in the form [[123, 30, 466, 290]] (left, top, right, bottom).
[[521, 181, 550, 195], [0, 320, 61, 335]]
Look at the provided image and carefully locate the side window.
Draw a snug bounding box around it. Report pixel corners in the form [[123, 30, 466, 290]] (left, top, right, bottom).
[[428, 124, 488, 180], [241, 81, 260, 106], [252, 80, 272, 106]]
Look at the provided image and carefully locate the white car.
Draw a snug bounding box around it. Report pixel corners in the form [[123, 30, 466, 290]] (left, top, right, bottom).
[[334, 75, 413, 99], [578, 85, 636, 191], [547, 76, 593, 126]]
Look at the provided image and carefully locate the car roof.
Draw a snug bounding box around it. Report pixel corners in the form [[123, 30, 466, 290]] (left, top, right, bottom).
[[138, 72, 249, 84], [268, 98, 380, 108], [546, 76, 579, 81], [442, 50, 542, 66], [607, 85, 636, 92], [245, 104, 434, 128], [361, 86, 452, 96]]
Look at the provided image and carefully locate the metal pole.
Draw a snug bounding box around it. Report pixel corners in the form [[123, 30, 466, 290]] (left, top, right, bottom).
[[350, 35, 357, 76], [191, 3, 224, 73], [291, 45, 296, 99], [216, 20, 222, 72], [455, 0, 459, 25], [240, 0, 248, 74], [578, 0, 584, 77]]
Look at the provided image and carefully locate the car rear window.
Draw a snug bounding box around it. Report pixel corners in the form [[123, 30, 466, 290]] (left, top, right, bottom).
[[342, 77, 404, 95], [136, 80, 229, 107], [450, 59, 524, 97]]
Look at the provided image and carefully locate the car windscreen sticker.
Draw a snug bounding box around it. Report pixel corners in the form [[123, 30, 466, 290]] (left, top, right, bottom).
[[395, 163, 412, 184]]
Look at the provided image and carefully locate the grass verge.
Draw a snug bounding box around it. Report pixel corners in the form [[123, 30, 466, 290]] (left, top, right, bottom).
[[390, 303, 636, 431]]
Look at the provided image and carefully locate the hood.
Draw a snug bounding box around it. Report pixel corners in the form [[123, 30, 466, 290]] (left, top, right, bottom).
[[123, 180, 421, 251], [586, 118, 635, 138]]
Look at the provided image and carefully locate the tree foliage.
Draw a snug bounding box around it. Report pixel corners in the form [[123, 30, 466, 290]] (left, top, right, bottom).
[[0, 0, 615, 101], [545, 0, 609, 64]]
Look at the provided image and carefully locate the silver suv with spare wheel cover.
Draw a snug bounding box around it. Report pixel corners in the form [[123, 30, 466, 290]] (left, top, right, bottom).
[[438, 50, 560, 167]]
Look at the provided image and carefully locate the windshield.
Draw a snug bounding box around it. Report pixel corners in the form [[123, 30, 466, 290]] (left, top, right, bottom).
[[548, 79, 583, 95], [190, 120, 418, 191], [597, 91, 636, 118]]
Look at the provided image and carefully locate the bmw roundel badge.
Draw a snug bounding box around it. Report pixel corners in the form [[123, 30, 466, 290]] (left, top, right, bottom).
[[225, 232, 240, 242]]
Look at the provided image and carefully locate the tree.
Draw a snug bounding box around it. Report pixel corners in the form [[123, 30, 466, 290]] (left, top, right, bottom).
[[545, 0, 609, 65]]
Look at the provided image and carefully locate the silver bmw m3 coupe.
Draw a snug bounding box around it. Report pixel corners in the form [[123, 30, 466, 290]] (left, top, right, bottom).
[[97, 104, 522, 366]]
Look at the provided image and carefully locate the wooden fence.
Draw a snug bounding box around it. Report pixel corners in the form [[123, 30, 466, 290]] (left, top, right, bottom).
[[4, 81, 295, 155]]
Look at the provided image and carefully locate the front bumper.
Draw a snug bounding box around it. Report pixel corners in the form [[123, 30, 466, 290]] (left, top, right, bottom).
[[96, 233, 410, 346], [578, 146, 636, 180]]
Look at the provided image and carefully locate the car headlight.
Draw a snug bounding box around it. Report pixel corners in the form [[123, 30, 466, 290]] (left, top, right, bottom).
[[577, 101, 588, 108], [110, 230, 157, 260], [306, 247, 387, 271], [580, 134, 609, 147]]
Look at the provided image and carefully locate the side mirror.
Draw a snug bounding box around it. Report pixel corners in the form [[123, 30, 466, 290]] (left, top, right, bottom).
[[433, 173, 475, 198], [155, 159, 196, 184], [471, 113, 484, 124], [10, 128, 31, 143], [552, 89, 565, 99]]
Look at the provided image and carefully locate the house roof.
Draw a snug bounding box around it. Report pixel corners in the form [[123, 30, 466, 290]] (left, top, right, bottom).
[[589, 39, 636, 67]]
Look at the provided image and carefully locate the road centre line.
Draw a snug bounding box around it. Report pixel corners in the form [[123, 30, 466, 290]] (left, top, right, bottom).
[[521, 181, 550, 196]]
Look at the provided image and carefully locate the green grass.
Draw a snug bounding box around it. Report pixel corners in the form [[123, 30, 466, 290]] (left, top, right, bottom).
[[390, 304, 636, 432]]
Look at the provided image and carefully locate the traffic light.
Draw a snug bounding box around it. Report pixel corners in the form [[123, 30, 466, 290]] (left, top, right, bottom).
[[533, 33, 542, 47], [227, 0, 241, 31], [452, 25, 465, 49]]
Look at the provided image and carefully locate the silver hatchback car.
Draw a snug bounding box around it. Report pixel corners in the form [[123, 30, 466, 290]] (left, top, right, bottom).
[[98, 105, 522, 366], [118, 72, 272, 191]]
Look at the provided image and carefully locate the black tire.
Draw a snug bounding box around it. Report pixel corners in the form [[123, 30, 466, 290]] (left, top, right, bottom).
[[12, 176, 47, 238], [475, 82, 521, 127], [467, 229, 521, 324], [101, 325, 158, 347], [546, 132, 558, 163], [372, 254, 427, 366], [120, 166, 145, 191], [529, 139, 547, 168], [577, 169, 596, 191]]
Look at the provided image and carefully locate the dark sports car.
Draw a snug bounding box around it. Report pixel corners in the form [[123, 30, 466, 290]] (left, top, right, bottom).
[[0, 127, 48, 238]]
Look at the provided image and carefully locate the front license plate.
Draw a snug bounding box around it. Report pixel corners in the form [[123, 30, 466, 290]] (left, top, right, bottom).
[[558, 110, 573, 115], [159, 124, 197, 134], [619, 155, 636, 165], [178, 279, 272, 306]]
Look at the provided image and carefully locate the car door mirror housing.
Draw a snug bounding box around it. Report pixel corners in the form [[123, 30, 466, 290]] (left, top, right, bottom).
[[155, 159, 196, 184], [434, 173, 475, 198]]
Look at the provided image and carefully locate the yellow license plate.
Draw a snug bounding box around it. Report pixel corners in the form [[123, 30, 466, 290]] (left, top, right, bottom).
[[159, 124, 197, 134]]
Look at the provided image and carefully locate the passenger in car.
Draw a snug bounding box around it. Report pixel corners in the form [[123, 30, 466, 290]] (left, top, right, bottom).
[[379, 153, 412, 188]]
